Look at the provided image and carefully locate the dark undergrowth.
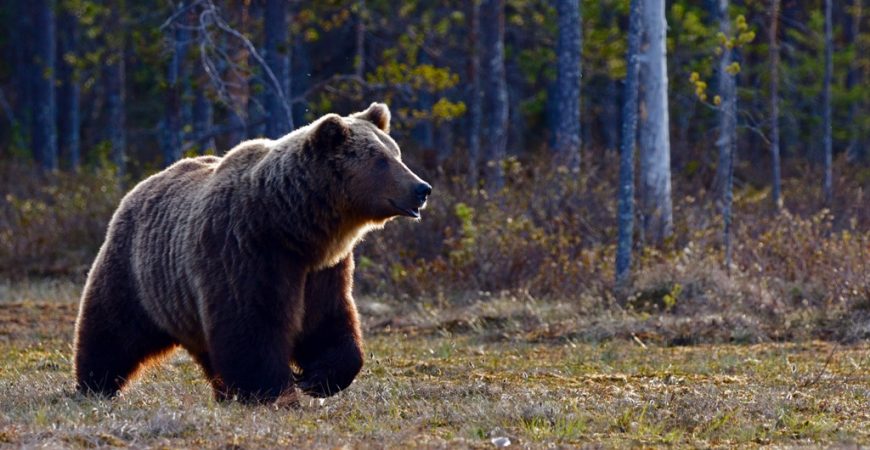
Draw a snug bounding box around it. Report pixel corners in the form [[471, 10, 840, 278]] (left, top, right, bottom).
[[1, 154, 868, 344]]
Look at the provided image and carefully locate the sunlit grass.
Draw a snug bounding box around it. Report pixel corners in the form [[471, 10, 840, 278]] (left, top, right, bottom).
[[1, 297, 868, 448]]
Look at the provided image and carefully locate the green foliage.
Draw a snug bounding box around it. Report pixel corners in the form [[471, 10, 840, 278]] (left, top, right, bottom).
[[690, 12, 756, 104]]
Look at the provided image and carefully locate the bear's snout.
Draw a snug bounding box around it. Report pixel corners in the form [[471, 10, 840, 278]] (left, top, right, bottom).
[[415, 182, 432, 204]]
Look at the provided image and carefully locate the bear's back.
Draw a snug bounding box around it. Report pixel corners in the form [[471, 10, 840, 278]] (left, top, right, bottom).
[[116, 154, 225, 350]]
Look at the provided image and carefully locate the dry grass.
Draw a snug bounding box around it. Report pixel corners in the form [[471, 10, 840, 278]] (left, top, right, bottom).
[[1, 289, 869, 448]]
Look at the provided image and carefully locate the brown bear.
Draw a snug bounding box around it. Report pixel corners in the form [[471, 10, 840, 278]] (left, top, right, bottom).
[[73, 103, 430, 403]]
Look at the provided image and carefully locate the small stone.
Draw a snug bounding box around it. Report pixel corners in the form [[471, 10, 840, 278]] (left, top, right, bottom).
[[490, 436, 511, 447]]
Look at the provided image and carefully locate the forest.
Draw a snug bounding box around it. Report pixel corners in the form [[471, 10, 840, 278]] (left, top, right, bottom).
[[0, 0, 869, 447]]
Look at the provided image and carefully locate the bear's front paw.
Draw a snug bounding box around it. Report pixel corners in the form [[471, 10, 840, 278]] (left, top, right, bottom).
[[295, 370, 338, 398]]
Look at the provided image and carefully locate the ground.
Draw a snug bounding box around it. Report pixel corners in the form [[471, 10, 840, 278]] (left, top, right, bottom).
[[0, 280, 868, 448]]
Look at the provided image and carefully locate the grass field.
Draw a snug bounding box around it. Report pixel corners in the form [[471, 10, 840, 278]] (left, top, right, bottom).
[[1, 282, 869, 448]]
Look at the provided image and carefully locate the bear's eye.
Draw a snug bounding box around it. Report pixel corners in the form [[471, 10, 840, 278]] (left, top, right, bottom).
[[375, 156, 390, 170]]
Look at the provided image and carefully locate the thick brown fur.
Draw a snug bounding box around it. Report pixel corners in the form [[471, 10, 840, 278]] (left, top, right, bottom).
[[73, 103, 431, 403]]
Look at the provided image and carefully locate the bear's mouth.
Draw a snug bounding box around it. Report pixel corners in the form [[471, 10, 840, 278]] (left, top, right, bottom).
[[388, 199, 421, 219]]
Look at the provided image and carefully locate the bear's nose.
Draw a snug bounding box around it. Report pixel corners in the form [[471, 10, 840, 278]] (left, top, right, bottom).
[[415, 182, 432, 203]]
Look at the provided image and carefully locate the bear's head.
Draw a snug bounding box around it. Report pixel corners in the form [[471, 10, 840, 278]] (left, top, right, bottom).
[[307, 103, 432, 223]]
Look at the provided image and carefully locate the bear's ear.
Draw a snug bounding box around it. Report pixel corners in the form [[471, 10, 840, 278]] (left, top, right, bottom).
[[352, 102, 391, 133], [311, 114, 349, 149]]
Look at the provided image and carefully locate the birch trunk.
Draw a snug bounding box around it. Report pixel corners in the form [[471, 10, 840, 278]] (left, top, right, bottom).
[[553, 0, 582, 172], [638, 0, 673, 244], [769, 0, 782, 210], [32, 0, 58, 170], [480, 0, 507, 190], [164, 0, 188, 165], [264, 0, 293, 137], [57, 6, 80, 170], [468, 0, 482, 186], [715, 0, 737, 272], [615, 0, 643, 287], [107, 6, 126, 180], [823, 0, 833, 204]]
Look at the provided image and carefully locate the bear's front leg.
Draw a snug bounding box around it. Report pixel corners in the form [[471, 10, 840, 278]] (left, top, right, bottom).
[[204, 269, 306, 404], [208, 322, 296, 404], [294, 255, 364, 398]]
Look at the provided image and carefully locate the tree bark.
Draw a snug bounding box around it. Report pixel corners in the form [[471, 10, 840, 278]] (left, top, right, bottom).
[[715, 0, 736, 199], [247, 1, 265, 138], [291, 5, 311, 126], [769, 0, 782, 210], [715, 0, 737, 272], [480, 0, 508, 190], [638, 0, 673, 244], [822, 0, 833, 204], [553, 0, 582, 172], [355, 0, 366, 78], [193, 88, 216, 154], [467, 0, 482, 187], [32, 0, 58, 170], [264, 0, 293, 138], [615, 0, 643, 287], [57, 5, 80, 170], [11, 1, 33, 154], [106, 4, 126, 180], [165, 0, 189, 166]]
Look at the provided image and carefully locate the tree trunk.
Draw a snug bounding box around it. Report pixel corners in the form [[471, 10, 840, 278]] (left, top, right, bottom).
[[467, 0, 482, 187], [193, 88, 216, 155], [32, 0, 58, 170], [11, 1, 33, 154], [769, 0, 782, 210], [553, 0, 582, 172], [355, 0, 366, 78], [57, 5, 80, 170], [638, 0, 673, 245], [715, 0, 737, 272], [164, 0, 189, 166], [615, 0, 643, 287], [602, 78, 620, 153], [264, 0, 293, 138], [822, 0, 833, 204], [480, 0, 508, 190], [291, 8, 311, 126], [715, 0, 736, 198], [247, 1, 265, 139], [106, 5, 126, 180]]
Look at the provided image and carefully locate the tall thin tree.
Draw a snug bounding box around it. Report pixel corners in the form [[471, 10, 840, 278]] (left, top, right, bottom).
[[716, 0, 738, 272], [553, 0, 582, 172], [165, 0, 189, 166], [769, 0, 782, 210], [57, 3, 80, 170], [615, 0, 643, 287], [467, 0, 482, 186], [480, 0, 508, 190], [354, 0, 366, 78], [822, 0, 833, 204], [264, 0, 293, 137], [32, 0, 58, 170], [638, 0, 673, 244], [106, 2, 126, 179], [193, 87, 216, 154]]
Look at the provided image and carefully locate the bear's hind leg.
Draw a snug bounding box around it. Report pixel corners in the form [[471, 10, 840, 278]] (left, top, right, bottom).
[[74, 278, 175, 397], [191, 352, 229, 402]]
